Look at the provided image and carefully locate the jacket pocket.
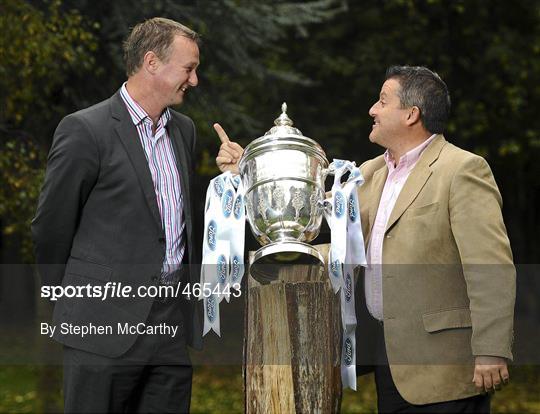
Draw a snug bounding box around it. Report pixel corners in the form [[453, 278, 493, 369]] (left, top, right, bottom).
[[422, 307, 472, 333], [406, 201, 439, 218], [65, 256, 112, 282]]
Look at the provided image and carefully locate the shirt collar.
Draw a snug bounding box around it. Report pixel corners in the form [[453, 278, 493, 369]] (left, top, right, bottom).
[[120, 82, 171, 128], [384, 134, 437, 171]]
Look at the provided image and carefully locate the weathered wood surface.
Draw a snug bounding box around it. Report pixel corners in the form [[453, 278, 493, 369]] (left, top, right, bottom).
[[244, 244, 342, 413]]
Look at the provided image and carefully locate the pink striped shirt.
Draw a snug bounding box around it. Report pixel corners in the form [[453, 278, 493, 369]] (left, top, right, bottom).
[[365, 134, 436, 320], [120, 83, 185, 282]]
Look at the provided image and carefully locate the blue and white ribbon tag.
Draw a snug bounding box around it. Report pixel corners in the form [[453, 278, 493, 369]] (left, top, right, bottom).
[[202, 164, 365, 391], [202, 240, 228, 336], [323, 159, 366, 390], [201, 172, 246, 336]]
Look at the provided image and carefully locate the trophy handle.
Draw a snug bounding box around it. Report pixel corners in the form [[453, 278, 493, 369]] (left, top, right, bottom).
[[319, 161, 336, 218], [322, 162, 336, 179], [320, 160, 360, 221]]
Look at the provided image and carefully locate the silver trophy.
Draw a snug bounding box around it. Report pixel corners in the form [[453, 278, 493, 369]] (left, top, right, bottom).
[[239, 103, 333, 283]]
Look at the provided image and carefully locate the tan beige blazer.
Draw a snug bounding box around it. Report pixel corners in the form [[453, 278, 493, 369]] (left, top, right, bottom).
[[356, 135, 516, 404]]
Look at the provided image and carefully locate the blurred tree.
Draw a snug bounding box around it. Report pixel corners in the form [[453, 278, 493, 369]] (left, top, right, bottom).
[[2, 0, 539, 294], [1, 0, 348, 258], [59, 0, 347, 173], [0, 4, 98, 405], [1, 0, 98, 137], [0, 0, 98, 260], [271, 0, 540, 320], [275, 0, 540, 265]]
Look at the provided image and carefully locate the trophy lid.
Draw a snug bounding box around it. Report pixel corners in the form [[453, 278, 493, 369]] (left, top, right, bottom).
[[264, 102, 303, 136], [240, 102, 328, 167]]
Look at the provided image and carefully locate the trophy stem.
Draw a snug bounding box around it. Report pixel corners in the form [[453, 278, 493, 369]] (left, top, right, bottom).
[[249, 241, 325, 284]]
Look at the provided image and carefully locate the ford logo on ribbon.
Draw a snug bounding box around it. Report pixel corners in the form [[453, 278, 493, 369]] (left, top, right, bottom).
[[231, 255, 241, 282], [207, 220, 217, 251], [330, 258, 341, 278], [344, 337, 354, 366], [206, 295, 216, 323], [213, 177, 225, 197], [233, 195, 243, 219], [345, 272, 352, 302], [217, 254, 228, 285], [222, 189, 234, 218], [334, 191, 345, 218], [348, 193, 358, 222]]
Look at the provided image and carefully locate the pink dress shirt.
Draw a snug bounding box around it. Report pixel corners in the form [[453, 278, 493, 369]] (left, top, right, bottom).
[[365, 135, 437, 321], [120, 84, 186, 283]]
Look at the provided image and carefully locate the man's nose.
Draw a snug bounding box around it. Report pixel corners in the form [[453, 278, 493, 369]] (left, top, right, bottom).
[[189, 70, 198, 87], [368, 103, 377, 117]]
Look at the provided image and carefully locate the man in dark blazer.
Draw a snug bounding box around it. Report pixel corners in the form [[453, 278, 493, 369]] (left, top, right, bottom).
[[32, 18, 201, 413]]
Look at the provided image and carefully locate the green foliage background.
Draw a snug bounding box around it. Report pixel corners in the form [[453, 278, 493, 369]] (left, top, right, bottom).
[[2, 0, 539, 263], [1, 0, 539, 412]]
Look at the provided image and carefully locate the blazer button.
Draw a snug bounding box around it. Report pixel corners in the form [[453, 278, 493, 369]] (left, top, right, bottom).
[[151, 275, 158, 282], [386, 234, 392, 239], [159, 237, 166, 244]]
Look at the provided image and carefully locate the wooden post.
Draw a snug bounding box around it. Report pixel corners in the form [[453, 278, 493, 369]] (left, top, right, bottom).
[[244, 244, 342, 413]]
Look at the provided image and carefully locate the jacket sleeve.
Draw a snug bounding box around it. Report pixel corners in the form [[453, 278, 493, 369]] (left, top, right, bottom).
[[31, 114, 100, 286], [449, 154, 516, 360]]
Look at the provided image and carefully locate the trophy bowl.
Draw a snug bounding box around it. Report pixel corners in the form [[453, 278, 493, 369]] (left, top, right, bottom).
[[239, 103, 330, 283]]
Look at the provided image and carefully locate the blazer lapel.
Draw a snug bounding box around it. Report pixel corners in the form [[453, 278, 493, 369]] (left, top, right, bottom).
[[110, 92, 163, 231], [385, 135, 446, 232], [167, 119, 192, 237]]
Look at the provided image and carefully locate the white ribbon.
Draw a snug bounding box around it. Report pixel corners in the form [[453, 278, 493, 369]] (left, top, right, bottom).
[[201, 172, 246, 336], [323, 159, 366, 390], [202, 164, 366, 391]]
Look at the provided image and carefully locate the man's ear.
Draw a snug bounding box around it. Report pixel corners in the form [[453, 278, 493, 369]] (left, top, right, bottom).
[[406, 106, 421, 126], [143, 51, 159, 74]]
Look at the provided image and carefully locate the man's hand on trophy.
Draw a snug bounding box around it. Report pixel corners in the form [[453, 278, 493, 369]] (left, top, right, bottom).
[[214, 123, 244, 175]]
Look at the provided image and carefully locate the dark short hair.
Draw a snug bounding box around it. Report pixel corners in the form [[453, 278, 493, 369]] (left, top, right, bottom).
[[385, 66, 451, 134], [123, 17, 200, 77]]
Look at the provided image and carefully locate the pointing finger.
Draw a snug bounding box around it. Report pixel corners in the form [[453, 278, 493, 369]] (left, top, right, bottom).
[[213, 123, 230, 144]]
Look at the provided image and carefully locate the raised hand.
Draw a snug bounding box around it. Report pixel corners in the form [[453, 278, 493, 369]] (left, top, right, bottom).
[[214, 123, 244, 175]]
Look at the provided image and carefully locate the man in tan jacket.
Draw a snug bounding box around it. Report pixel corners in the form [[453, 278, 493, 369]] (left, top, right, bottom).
[[355, 65, 515, 412], [214, 65, 515, 412]]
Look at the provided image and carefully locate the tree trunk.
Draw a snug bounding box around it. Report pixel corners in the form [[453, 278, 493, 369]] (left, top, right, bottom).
[[244, 244, 342, 413]]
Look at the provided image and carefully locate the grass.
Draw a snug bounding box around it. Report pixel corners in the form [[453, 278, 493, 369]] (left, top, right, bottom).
[[1, 323, 538, 413], [0, 365, 538, 413]]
